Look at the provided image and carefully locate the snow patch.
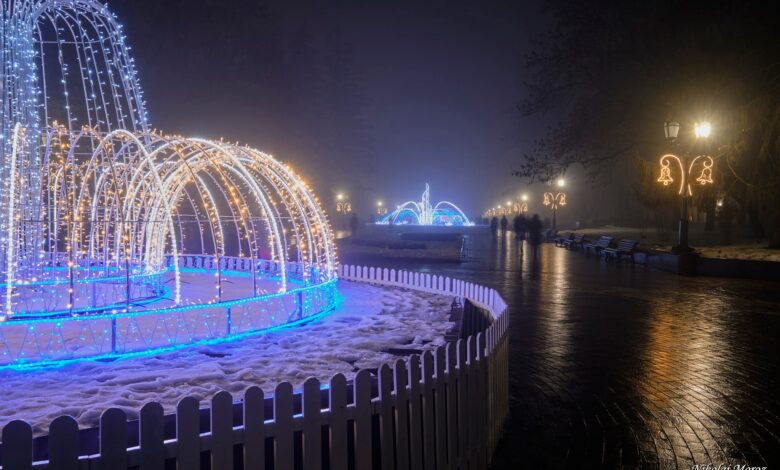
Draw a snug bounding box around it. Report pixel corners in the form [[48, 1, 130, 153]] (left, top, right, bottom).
[[0, 280, 454, 434]]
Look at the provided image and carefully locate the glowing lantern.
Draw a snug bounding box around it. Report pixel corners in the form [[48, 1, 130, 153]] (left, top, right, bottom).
[[664, 120, 680, 140]]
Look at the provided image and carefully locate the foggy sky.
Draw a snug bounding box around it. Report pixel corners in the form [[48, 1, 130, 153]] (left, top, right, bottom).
[[112, 0, 548, 220]]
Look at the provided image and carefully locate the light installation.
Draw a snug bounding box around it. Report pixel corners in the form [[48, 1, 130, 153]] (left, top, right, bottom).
[[376, 183, 473, 226], [543, 180, 566, 231], [0, 0, 337, 367], [657, 154, 714, 196], [657, 120, 714, 253]]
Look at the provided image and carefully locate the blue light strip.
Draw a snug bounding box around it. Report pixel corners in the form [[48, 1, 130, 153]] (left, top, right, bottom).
[[0, 280, 339, 369], [3, 303, 338, 371], [0, 268, 166, 288], [2, 278, 336, 325]]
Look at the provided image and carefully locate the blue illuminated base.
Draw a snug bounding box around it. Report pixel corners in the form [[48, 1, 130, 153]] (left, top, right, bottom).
[[0, 256, 338, 369]]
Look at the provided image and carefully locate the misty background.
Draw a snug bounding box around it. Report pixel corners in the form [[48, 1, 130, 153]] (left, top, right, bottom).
[[109, 0, 590, 222]]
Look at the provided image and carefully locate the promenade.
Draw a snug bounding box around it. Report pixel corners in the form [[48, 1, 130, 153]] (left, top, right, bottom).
[[345, 232, 780, 469]]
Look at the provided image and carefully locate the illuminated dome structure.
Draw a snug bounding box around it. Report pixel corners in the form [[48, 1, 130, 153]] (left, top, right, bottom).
[[0, 0, 337, 367], [377, 183, 473, 226]]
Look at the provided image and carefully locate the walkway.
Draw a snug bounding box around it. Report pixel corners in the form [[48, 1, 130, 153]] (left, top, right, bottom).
[[343, 231, 780, 469]]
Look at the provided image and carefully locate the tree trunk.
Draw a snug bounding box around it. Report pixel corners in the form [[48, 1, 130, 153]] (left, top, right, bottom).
[[705, 201, 716, 232], [748, 208, 765, 242]]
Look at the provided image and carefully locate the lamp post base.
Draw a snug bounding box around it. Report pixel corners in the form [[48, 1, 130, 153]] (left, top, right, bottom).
[[673, 201, 691, 254], [670, 244, 694, 255]]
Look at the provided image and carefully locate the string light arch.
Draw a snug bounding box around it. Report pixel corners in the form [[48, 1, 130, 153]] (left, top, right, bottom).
[[0, 1, 337, 366]]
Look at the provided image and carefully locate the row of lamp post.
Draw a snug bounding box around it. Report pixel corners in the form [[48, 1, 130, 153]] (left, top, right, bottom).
[[340, 121, 712, 251], [484, 178, 568, 230], [335, 192, 388, 219], [486, 117, 714, 248]]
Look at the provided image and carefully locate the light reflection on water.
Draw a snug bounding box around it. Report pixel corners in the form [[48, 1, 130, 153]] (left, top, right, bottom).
[[342, 230, 780, 466]]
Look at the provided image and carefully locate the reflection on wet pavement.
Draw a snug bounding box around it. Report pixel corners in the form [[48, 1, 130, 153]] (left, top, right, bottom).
[[343, 232, 780, 469]]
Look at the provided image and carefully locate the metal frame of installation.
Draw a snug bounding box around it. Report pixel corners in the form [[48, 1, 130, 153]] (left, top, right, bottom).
[[0, 0, 338, 368], [376, 183, 473, 226]]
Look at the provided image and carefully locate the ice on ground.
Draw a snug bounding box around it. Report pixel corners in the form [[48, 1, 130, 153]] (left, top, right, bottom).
[[0, 280, 454, 434]]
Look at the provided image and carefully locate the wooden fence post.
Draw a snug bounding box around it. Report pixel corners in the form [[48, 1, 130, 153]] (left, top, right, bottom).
[[354, 369, 373, 470], [408, 355, 423, 470], [100, 408, 128, 469], [140, 402, 166, 470], [456, 340, 469, 467], [274, 382, 294, 470], [445, 342, 458, 469], [478, 332, 489, 470], [49, 415, 79, 470], [302, 377, 323, 470], [394, 359, 411, 470], [329, 374, 349, 470], [421, 351, 436, 470], [176, 396, 201, 470], [211, 391, 234, 470], [2, 420, 33, 470], [378, 364, 395, 470], [434, 347, 449, 470], [243, 386, 265, 470]]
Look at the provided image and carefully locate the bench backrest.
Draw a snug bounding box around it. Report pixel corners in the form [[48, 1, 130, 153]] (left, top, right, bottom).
[[617, 239, 638, 251], [596, 236, 613, 247], [573, 233, 585, 242]]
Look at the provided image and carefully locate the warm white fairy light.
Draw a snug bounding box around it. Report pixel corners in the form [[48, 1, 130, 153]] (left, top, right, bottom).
[[377, 183, 473, 226], [0, 0, 338, 322]]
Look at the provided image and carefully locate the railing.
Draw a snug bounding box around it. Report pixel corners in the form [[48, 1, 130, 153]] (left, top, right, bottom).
[[0, 255, 337, 368], [0, 264, 509, 470]]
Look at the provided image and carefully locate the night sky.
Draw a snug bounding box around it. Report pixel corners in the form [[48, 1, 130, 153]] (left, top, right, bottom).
[[110, 0, 548, 219]]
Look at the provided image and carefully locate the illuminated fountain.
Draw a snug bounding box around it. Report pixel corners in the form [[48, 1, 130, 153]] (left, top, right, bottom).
[[0, 0, 337, 367], [377, 183, 473, 226]]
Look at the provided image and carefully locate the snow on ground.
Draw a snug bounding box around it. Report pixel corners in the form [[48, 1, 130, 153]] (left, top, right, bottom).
[[568, 225, 780, 261], [687, 244, 780, 262], [0, 280, 454, 434]]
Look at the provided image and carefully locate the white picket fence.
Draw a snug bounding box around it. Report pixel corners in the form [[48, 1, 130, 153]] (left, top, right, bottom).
[[0, 264, 509, 470]]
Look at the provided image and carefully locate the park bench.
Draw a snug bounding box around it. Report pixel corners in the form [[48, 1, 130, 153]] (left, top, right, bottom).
[[542, 229, 558, 242], [584, 235, 613, 255], [602, 239, 639, 262], [564, 233, 586, 249], [554, 233, 574, 247]]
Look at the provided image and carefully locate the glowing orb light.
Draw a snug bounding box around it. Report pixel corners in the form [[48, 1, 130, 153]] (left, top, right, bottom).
[[0, 0, 337, 367]]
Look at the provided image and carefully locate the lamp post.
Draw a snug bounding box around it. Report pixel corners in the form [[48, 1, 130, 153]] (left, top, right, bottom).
[[335, 193, 352, 229], [543, 179, 566, 230], [519, 194, 529, 214], [376, 200, 387, 216], [657, 121, 714, 253]]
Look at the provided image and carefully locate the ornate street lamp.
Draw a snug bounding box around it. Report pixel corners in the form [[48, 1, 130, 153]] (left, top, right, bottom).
[[664, 120, 680, 141], [543, 179, 567, 230], [519, 194, 529, 214], [657, 121, 714, 253], [335, 193, 352, 214], [335, 192, 352, 229], [376, 200, 387, 216]]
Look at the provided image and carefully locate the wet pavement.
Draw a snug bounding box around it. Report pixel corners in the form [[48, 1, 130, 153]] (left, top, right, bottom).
[[342, 231, 780, 469]]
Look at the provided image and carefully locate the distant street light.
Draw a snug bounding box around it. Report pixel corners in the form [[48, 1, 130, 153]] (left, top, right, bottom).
[[543, 180, 567, 230], [519, 194, 529, 213], [694, 121, 712, 138], [335, 192, 352, 229], [376, 200, 387, 216], [483, 193, 533, 218], [657, 120, 714, 253]]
